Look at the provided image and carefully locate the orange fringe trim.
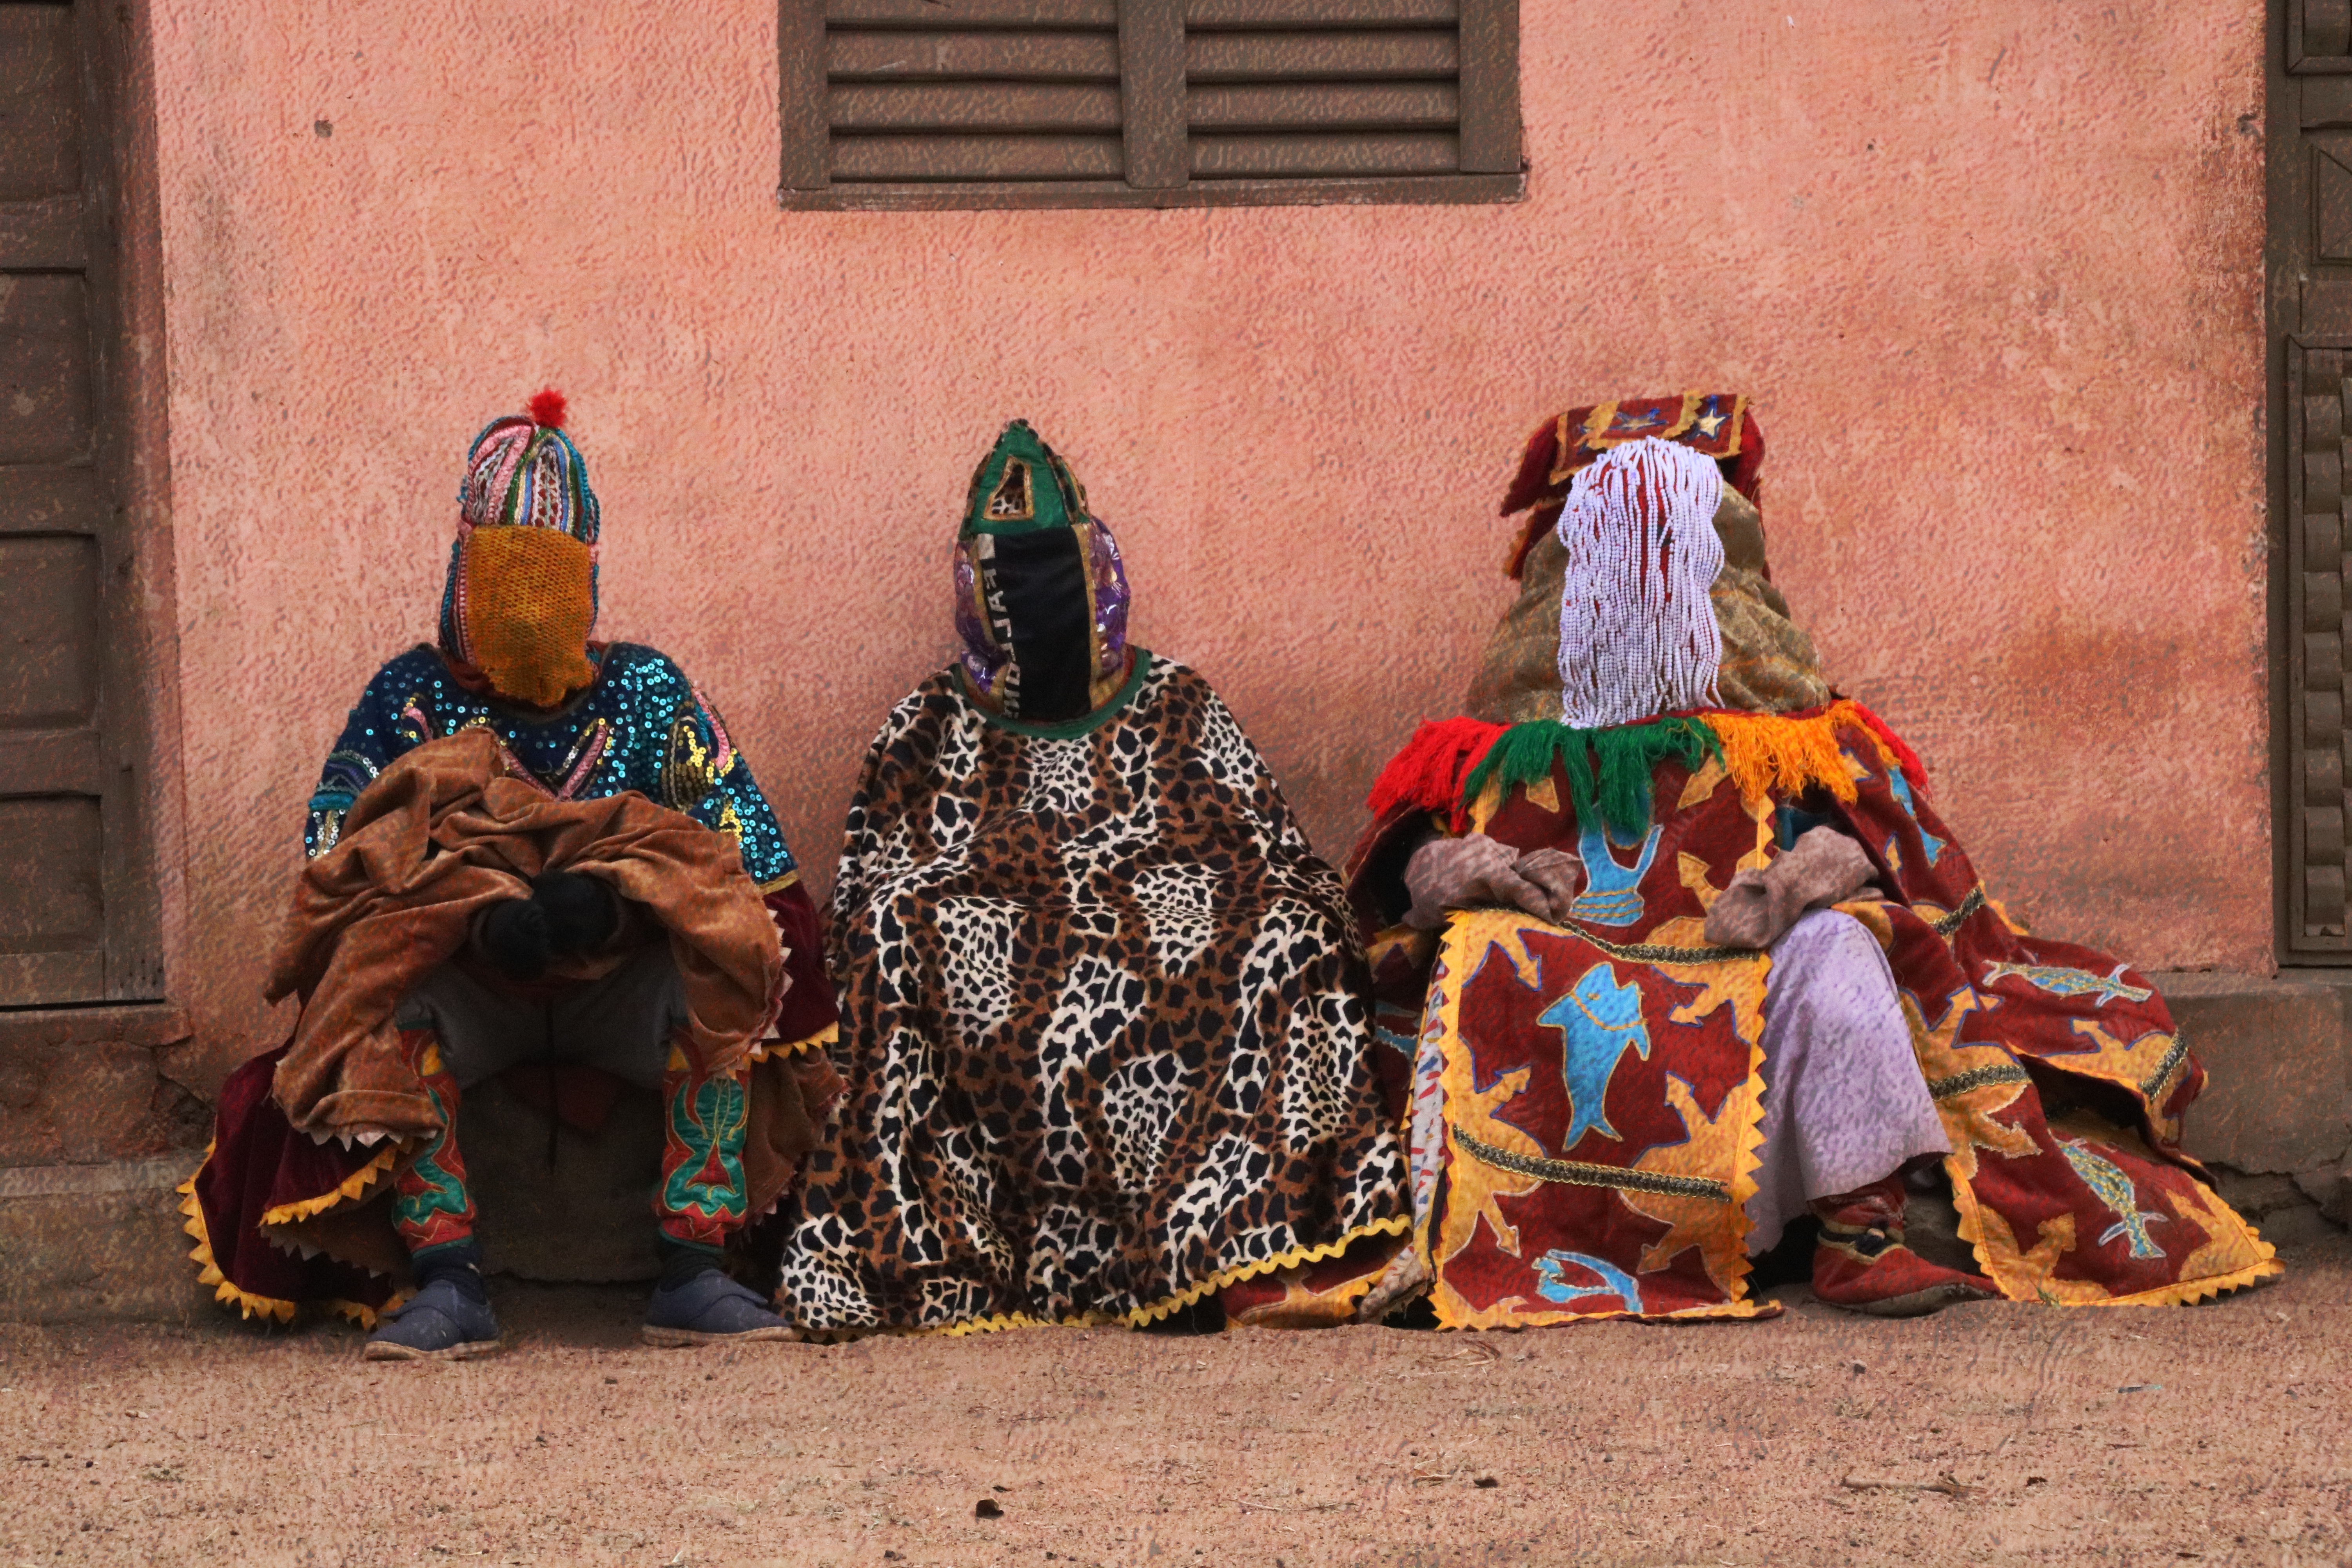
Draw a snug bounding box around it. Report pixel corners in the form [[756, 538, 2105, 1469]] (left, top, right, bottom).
[[1707, 699, 1882, 808]]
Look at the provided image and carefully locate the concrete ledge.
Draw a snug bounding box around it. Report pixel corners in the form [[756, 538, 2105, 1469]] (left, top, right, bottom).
[[0, 1005, 200, 1167], [0, 1160, 210, 1325], [2156, 970, 2351, 1220]]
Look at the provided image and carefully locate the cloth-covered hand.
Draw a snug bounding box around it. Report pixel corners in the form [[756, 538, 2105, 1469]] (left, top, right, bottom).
[[472, 871, 620, 981], [1703, 827, 1877, 950], [1514, 848, 1585, 921], [1403, 834, 1575, 930], [531, 870, 618, 953]]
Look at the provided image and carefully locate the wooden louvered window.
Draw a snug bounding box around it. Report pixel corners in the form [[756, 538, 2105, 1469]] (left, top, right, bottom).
[[779, 0, 1522, 210]]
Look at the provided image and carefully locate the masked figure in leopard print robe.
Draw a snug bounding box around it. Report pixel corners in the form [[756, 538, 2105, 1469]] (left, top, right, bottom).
[[774, 421, 1410, 1334]]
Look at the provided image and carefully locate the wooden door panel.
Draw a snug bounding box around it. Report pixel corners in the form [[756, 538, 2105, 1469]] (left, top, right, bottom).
[[0, 274, 93, 464], [0, 794, 105, 1001], [0, 2, 162, 1005], [0, 6, 80, 202], [0, 533, 98, 728]]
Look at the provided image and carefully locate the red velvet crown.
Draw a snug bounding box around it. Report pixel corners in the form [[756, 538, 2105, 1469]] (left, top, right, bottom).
[[1498, 392, 1764, 578]]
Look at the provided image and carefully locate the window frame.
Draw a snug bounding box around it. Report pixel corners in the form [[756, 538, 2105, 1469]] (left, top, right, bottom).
[[777, 0, 1525, 212]]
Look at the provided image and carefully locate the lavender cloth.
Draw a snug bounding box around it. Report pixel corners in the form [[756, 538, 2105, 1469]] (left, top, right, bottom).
[[1745, 909, 1951, 1254]]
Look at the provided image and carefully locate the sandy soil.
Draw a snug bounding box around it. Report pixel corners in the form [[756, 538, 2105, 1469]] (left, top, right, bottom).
[[0, 1238, 2346, 1568]]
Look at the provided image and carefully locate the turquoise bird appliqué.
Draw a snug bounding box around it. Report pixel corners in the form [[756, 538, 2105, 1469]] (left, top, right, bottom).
[[1982, 961, 2152, 1007], [1539, 962, 1651, 1151]]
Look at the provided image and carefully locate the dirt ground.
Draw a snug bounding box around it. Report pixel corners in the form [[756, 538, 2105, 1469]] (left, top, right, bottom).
[[0, 1238, 2346, 1568]]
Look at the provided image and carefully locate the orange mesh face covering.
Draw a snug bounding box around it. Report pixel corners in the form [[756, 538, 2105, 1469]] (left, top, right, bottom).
[[458, 524, 597, 708]]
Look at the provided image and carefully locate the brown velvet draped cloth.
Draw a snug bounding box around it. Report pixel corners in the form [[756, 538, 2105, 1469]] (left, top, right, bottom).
[[238, 728, 840, 1279], [1466, 487, 1834, 725]]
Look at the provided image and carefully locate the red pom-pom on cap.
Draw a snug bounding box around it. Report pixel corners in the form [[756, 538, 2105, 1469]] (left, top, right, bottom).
[[526, 387, 567, 430]]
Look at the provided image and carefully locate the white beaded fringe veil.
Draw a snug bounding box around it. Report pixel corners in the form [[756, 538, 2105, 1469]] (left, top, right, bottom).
[[1554, 436, 1728, 730]]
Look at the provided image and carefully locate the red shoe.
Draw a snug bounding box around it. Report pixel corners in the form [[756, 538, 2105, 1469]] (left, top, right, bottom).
[[1810, 1176, 2000, 1317]]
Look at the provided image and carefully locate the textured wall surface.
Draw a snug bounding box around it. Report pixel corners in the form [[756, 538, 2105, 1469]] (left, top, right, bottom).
[[146, 1, 2271, 1087]]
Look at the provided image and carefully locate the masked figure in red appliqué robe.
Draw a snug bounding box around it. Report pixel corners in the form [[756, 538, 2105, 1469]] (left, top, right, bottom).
[[179, 391, 844, 1357], [1348, 393, 2280, 1326]]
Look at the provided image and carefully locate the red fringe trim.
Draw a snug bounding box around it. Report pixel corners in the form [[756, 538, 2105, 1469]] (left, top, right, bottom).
[[1842, 699, 1930, 795], [1367, 718, 1506, 826]]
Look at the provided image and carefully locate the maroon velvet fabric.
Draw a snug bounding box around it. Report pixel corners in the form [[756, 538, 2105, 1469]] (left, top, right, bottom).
[[766, 882, 838, 1047], [190, 1045, 396, 1317]]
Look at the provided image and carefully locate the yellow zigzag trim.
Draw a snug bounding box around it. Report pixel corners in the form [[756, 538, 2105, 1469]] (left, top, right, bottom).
[[1122, 1212, 1411, 1330], [257, 1140, 404, 1228], [1722, 1009, 1772, 1310], [177, 1144, 297, 1326], [751, 1022, 839, 1063], [803, 1213, 1414, 1343]]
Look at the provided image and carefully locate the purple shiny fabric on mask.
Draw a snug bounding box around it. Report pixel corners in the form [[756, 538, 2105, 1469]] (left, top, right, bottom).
[[955, 517, 1131, 706]]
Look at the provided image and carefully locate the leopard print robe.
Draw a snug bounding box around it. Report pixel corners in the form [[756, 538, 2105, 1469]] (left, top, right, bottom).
[[777, 653, 1408, 1332]]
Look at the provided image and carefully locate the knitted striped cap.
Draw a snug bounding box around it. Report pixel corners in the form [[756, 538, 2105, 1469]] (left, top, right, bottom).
[[456, 388, 600, 544]]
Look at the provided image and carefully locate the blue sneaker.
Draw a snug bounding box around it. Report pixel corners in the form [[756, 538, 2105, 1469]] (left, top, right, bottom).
[[365, 1253, 502, 1361], [641, 1267, 798, 1348]]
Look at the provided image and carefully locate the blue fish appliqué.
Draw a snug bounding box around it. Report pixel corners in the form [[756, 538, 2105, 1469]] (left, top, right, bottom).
[[2057, 1138, 2167, 1260], [1534, 1250, 1646, 1314], [1539, 962, 1651, 1150], [1563, 819, 1664, 927]]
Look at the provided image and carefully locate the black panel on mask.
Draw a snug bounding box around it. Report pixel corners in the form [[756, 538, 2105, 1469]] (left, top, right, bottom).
[[987, 527, 1093, 722]]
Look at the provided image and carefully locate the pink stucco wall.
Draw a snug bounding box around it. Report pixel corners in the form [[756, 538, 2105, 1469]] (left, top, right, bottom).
[[147, 1, 2271, 1088]]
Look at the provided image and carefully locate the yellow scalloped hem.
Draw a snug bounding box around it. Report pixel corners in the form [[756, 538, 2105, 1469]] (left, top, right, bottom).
[[177, 1150, 298, 1326], [1436, 1290, 1778, 1332], [802, 1213, 1416, 1342], [258, 1139, 404, 1228], [751, 1022, 838, 1063], [1720, 1020, 1773, 1310], [1122, 1212, 1413, 1330], [2096, 1250, 2284, 1307]]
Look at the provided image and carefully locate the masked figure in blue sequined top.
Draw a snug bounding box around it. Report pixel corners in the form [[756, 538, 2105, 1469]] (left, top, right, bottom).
[[181, 391, 842, 1359]]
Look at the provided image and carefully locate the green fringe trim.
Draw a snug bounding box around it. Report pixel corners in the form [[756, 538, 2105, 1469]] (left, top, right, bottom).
[[1457, 717, 1721, 838]]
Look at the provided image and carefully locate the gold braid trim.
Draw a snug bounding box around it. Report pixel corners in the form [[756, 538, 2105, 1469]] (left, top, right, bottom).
[[1452, 1124, 1731, 1201]]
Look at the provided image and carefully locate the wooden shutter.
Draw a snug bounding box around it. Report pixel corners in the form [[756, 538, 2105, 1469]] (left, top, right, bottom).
[[0, 1, 162, 1004], [1185, 0, 1517, 181], [780, 0, 1522, 209], [2287, 345, 2350, 953]]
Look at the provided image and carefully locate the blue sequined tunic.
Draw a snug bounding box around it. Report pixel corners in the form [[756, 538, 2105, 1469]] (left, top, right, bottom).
[[304, 642, 800, 889]]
